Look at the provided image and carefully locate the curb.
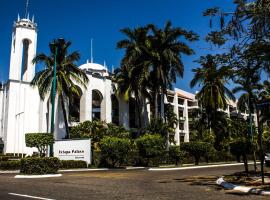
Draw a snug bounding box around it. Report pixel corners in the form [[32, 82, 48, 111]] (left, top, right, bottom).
[[149, 163, 249, 171], [126, 167, 146, 170], [15, 174, 62, 179], [59, 168, 108, 172], [216, 177, 270, 195], [0, 170, 19, 174]]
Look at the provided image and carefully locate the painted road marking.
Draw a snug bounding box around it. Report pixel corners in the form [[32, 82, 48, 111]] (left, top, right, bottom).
[[8, 193, 55, 200]]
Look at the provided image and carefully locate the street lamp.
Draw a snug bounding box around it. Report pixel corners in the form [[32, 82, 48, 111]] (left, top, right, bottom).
[[49, 38, 65, 156], [49, 40, 58, 157]]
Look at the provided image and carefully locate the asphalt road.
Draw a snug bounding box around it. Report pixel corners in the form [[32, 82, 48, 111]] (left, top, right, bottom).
[[0, 165, 269, 200]]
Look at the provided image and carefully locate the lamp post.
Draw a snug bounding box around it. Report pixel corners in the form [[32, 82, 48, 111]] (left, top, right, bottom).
[[49, 41, 58, 157]]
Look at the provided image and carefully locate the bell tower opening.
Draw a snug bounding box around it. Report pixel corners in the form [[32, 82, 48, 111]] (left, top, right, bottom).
[[21, 39, 30, 81]]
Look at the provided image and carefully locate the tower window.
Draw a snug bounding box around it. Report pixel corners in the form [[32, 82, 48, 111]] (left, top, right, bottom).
[[21, 39, 30, 81]]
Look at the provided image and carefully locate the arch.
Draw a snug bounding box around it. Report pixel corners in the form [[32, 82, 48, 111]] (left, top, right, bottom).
[[111, 95, 119, 125], [21, 39, 31, 81], [92, 89, 103, 120], [69, 87, 83, 123]]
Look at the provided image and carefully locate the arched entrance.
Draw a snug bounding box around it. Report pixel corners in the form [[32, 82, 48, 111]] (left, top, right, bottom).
[[92, 90, 103, 120], [69, 87, 83, 123]]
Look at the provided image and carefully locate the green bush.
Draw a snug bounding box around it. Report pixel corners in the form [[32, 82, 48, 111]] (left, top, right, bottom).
[[230, 140, 251, 162], [135, 134, 165, 166], [60, 160, 87, 169], [25, 133, 54, 157], [0, 160, 20, 170], [100, 137, 131, 167], [181, 142, 210, 165], [20, 157, 60, 175], [169, 146, 186, 166], [0, 156, 9, 161], [70, 120, 130, 150]]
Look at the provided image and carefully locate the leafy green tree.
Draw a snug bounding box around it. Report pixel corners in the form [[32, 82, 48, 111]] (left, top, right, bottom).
[[31, 39, 88, 138], [169, 146, 186, 166], [115, 27, 151, 129], [25, 133, 54, 157], [180, 141, 211, 165], [70, 120, 130, 150], [147, 22, 198, 119], [190, 54, 234, 148]]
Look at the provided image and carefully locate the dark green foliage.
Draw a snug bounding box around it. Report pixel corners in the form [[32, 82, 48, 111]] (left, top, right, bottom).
[[100, 137, 131, 167], [145, 118, 167, 138], [135, 134, 165, 166], [60, 160, 87, 169], [0, 156, 9, 161], [230, 140, 251, 159], [31, 39, 88, 138], [70, 120, 129, 150], [25, 133, 54, 157], [0, 160, 20, 170], [205, 31, 226, 46], [20, 157, 60, 175], [181, 142, 210, 165], [230, 140, 251, 173], [169, 146, 186, 166]]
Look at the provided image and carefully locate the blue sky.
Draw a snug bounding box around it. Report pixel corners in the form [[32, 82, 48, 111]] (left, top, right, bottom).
[[0, 0, 236, 93]]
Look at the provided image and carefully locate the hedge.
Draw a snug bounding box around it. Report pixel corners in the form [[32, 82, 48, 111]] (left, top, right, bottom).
[[60, 160, 87, 169], [100, 136, 131, 167], [20, 157, 60, 175], [0, 160, 20, 170], [181, 141, 211, 165], [135, 134, 165, 166]]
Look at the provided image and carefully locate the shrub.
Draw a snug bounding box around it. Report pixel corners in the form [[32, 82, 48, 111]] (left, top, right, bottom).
[[0, 160, 20, 170], [70, 120, 130, 150], [0, 156, 9, 161], [181, 142, 210, 165], [25, 133, 54, 157], [100, 137, 131, 167], [20, 157, 60, 175], [60, 160, 87, 169], [169, 146, 186, 166], [230, 140, 251, 162], [135, 134, 165, 166]]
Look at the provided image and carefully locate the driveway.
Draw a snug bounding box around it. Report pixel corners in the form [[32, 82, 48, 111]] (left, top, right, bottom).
[[0, 165, 268, 200]]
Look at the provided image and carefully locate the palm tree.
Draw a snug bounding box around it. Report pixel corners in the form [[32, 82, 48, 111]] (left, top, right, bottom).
[[190, 54, 235, 129], [148, 22, 198, 119], [31, 38, 88, 138], [116, 26, 151, 129]]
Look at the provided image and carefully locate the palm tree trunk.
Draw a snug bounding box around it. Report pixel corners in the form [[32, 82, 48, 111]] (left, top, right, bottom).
[[154, 92, 159, 118], [135, 94, 142, 131], [256, 108, 264, 184], [248, 96, 257, 172], [160, 92, 165, 121], [60, 93, 70, 139]]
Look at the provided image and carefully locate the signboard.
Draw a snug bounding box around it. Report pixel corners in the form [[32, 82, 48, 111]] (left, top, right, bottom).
[[54, 139, 91, 164]]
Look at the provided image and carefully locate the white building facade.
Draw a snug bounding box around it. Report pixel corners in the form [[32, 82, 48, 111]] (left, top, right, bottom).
[[0, 15, 253, 155]]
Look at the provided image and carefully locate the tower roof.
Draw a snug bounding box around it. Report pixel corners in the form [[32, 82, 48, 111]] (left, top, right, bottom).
[[14, 14, 37, 30]]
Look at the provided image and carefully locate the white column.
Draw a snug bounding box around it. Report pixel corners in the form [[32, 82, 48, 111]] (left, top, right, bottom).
[[184, 99, 189, 142], [174, 93, 180, 145]]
